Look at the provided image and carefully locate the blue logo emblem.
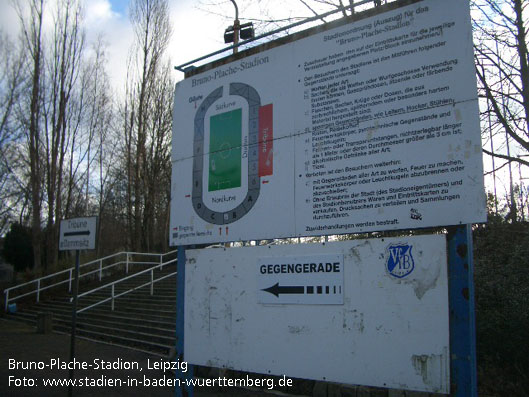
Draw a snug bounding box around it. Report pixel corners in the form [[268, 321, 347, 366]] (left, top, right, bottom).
[[386, 243, 414, 278]]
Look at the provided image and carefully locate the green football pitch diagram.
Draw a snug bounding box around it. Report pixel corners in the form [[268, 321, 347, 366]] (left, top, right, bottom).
[[191, 82, 273, 225], [208, 108, 242, 192]]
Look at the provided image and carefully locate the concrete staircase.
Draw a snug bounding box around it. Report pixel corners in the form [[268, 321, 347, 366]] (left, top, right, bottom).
[[4, 263, 177, 356]]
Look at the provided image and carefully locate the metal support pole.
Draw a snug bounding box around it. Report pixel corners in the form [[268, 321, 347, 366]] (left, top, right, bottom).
[[447, 225, 477, 396], [4, 290, 9, 312], [150, 269, 154, 296], [36, 279, 40, 303], [176, 246, 194, 397], [68, 250, 81, 397], [111, 284, 115, 311], [99, 259, 103, 281], [233, 19, 240, 54], [230, 0, 239, 54], [69, 268, 73, 292]]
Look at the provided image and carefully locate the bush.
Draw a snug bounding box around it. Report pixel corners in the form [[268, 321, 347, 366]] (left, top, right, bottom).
[[2, 223, 34, 272], [473, 218, 529, 395]]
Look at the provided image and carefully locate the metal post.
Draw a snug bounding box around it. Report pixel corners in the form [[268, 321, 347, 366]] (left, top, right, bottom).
[[68, 250, 81, 397], [176, 246, 194, 397], [230, 0, 239, 54], [447, 225, 477, 396], [150, 269, 154, 296], [126, 254, 129, 274], [111, 284, 115, 311], [69, 268, 73, 292], [233, 19, 240, 54], [36, 279, 40, 303], [99, 259, 103, 281], [4, 290, 9, 312]]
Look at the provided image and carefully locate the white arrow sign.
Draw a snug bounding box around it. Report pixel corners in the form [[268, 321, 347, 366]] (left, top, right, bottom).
[[59, 217, 97, 251]]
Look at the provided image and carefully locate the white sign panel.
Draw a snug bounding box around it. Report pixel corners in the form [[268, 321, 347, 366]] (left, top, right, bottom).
[[185, 235, 449, 393], [170, 0, 486, 245], [258, 254, 344, 304], [59, 217, 97, 251]]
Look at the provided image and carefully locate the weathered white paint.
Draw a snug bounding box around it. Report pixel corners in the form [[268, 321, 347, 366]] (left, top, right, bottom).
[[185, 235, 449, 393]]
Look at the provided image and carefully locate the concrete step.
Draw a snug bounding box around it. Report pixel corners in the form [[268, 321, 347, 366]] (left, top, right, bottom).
[[53, 322, 173, 355], [29, 301, 176, 323], [57, 301, 176, 318], [55, 287, 177, 300], [6, 259, 178, 356], [73, 295, 176, 308], [24, 303, 176, 327], [19, 307, 175, 338], [8, 310, 175, 347]]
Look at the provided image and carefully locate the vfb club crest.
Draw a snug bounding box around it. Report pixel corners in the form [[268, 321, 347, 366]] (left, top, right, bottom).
[[386, 243, 415, 278]]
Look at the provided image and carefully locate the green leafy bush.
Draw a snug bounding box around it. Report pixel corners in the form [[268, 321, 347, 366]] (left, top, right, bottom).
[[2, 223, 34, 272]]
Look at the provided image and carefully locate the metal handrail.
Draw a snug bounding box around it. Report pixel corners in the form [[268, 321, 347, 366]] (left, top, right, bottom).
[[76, 258, 177, 314], [3, 249, 178, 312]]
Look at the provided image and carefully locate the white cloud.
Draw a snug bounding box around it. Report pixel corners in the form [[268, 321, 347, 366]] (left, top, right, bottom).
[[0, 2, 19, 39], [169, 0, 228, 80], [84, 0, 120, 27], [80, 0, 132, 94]]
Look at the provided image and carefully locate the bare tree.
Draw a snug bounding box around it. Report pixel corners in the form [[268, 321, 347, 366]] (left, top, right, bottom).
[[81, 38, 117, 255], [7, 0, 119, 270], [473, 0, 529, 220], [121, 0, 173, 251], [39, 0, 85, 270], [0, 31, 26, 235], [13, 0, 45, 271], [142, 61, 173, 251]]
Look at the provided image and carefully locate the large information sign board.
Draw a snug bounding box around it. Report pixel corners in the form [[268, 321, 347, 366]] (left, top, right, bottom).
[[185, 236, 449, 393], [170, 0, 486, 246]]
